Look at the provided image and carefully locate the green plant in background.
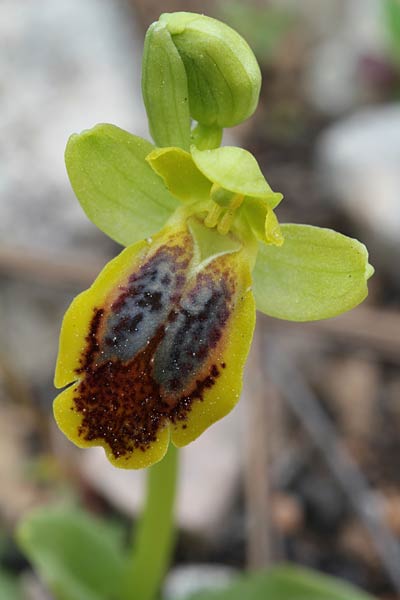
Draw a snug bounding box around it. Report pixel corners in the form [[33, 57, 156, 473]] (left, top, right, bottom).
[[0, 569, 23, 600], [384, 0, 400, 65], [16, 11, 374, 600], [217, 1, 293, 65]]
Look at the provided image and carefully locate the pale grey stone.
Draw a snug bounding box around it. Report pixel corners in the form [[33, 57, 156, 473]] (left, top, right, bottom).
[[302, 0, 384, 114], [317, 104, 400, 285], [163, 564, 238, 600], [0, 0, 147, 253]]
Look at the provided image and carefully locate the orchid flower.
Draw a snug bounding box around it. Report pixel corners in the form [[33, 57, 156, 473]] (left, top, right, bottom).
[[53, 12, 373, 469]]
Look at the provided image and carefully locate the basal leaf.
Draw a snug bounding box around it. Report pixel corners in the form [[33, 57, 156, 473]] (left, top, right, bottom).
[[0, 569, 23, 600], [187, 564, 374, 600], [17, 506, 125, 600]]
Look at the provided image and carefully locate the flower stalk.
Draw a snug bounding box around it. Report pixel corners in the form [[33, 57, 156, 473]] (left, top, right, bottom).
[[121, 445, 179, 600]]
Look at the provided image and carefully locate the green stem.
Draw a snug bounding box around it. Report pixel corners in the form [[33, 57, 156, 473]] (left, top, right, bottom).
[[121, 445, 179, 600], [191, 123, 223, 150]]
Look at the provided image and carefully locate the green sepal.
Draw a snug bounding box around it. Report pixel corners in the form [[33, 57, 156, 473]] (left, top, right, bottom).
[[253, 224, 374, 322], [191, 145, 283, 208], [142, 22, 191, 149], [146, 147, 211, 202], [65, 124, 178, 247]]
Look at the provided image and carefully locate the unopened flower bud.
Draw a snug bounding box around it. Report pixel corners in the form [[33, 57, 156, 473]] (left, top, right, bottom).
[[161, 12, 261, 128], [142, 12, 262, 149]]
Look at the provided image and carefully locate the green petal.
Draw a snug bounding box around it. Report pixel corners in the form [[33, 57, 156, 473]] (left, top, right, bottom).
[[65, 124, 178, 247], [142, 22, 191, 149], [146, 147, 211, 202], [191, 145, 282, 208], [253, 224, 374, 322]]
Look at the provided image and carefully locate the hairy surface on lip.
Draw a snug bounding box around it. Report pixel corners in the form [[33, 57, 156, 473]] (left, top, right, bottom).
[[70, 232, 237, 459]]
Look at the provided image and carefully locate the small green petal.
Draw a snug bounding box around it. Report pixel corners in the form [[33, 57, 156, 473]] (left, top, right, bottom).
[[265, 208, 284, 246], [191, 145, 282, 208], [142, 22, 191, 150], [146, 147, 211, 202], [242, 198, 283, 247], [65, 124, 178, 247], [253, 224, 374, 322]]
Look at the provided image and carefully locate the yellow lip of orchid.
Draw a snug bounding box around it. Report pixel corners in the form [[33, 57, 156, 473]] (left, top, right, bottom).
[[54, 216, 255, 469]]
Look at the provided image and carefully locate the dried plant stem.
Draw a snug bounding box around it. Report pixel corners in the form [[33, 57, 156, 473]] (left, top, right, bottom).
[[268, 348, 400, 593]]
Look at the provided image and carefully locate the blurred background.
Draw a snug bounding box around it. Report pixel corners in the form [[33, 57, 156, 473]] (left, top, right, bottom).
[[1, 0, 400, 598]]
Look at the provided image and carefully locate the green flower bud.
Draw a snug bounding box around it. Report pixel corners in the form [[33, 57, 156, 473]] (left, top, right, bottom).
[[142, 12, 262, 149]]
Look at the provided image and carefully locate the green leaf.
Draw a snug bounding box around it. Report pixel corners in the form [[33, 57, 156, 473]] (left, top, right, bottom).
[[146, 147, 211, 202], [17, 506, 125, 600], [191, 145, 282, 208], [142, 22, 191, 149], [65, 123, 178, 247], [186, 564, 375, 600], [0, 569, 22, 600], [253, 224, 374, 321]]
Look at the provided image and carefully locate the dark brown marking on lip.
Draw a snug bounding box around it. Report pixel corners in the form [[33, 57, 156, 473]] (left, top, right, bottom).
[[74, 318, 222, 456], [72, 239, 238, 459], [76, 307, 104, 373]]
